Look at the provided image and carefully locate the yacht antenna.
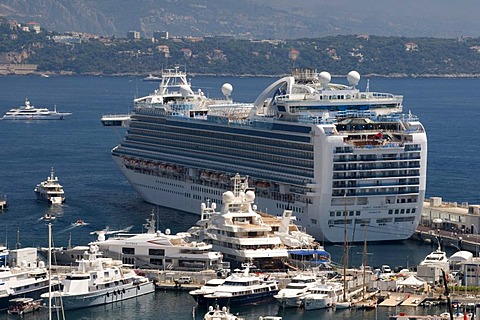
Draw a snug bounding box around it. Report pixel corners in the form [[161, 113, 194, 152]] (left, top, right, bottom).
[[15, 227, 20, 249], [48, 223, 52, 320]]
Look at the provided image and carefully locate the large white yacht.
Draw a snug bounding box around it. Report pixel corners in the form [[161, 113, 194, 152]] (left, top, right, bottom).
[[298, 281, 346, 310], [0, 249, 51, 311], [111, 68, 427, 243], [34, 167, 66, 205], [92, 213, 225, 271], [190, 267, 279, 307], [2, 99, 71, 120], [187, 174, 289, 269], [41, 245, 155, 310], [274, 273, 319, 308]]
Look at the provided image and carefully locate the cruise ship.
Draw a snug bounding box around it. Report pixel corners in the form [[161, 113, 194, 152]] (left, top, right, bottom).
[[111, 68, 427, 243]]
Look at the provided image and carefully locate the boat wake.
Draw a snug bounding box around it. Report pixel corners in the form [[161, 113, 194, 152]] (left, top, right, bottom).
[[90, 225, 134, 235]]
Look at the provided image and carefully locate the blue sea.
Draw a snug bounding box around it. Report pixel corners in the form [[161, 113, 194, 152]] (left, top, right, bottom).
[[0, 75, 478, 319]]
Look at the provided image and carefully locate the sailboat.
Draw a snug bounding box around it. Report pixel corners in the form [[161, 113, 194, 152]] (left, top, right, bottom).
[[335, 195, 352, 309], [358, 223, 378, 309]]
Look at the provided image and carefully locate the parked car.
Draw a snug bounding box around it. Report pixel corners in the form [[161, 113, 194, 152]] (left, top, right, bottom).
[[175, 276, 192, 284]]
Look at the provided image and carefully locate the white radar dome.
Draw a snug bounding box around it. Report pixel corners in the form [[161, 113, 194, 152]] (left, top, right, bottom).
[[221, 83, 233, 97], [165, 228, 171, 235], [180, 85, 194, 97], [245, 190, 255, 202], [347, 71, 360, 87], [223, 191, 235, 203], [319, 71, 331, 88]]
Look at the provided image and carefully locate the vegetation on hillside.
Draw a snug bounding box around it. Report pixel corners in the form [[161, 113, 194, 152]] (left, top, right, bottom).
[[2, 18, 480, 77]]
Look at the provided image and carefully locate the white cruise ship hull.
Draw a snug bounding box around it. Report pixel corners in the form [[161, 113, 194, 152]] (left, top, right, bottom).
[[49, 280, 154, 311], [111, 69, 427, 244], [113, 129, 426, 244]]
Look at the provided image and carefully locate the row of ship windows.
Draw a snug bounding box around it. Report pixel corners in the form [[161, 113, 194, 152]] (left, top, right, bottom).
[[191, 186, 223, 196], [128, 135, 314, 170], [327, 207, 416, 217], [332, 179, 419, 188], [120, 149, 311, 186], [133, 128, 314, 160], [333, 170, 420, 179], [212, 240, 277, 250], [332, 187, 419, 196], [323, 216, 416, 225], [333, 154, 421, 162], [333, 162, 420, 171], [276, 203, 304, 214], [125, 140, 313, 179], [334, 144, 421, 154], [137, 183, 183, 195], [132, 122, 313, 150]]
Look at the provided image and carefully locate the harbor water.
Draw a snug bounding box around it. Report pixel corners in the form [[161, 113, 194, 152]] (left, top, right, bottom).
[[0, 75, 479, 319]]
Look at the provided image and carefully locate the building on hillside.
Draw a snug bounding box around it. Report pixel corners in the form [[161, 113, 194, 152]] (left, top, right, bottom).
[[153, 31, 168, 40], [127, 31, 141, 40]]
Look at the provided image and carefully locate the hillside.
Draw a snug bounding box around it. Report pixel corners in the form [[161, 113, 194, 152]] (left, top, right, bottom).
[[2, 17, 480, 77], [1, 0, 480, 39]]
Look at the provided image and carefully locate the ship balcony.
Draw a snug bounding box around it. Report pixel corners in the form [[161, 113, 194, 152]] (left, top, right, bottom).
[[333, 163, 420, 171], [332, 171, 420, 181], [333, 155, 421, 162], [331, 188, 419, 197]]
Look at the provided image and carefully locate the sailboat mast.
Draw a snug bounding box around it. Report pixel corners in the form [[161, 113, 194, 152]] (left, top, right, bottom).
[[363, 222, 367, 300], [48, 223, 52, 320], [343, 194, 347, 301]]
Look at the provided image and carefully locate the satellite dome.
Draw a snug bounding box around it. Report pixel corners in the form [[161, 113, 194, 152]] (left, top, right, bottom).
[[165, 228, 171, 235], [223, 191, 235, 203], [180, 85, 194, 97], [245, 190, 255, 202], [347, 71, 361, 87], [221, 83, 233, 97], [319, 71, 331, 88]]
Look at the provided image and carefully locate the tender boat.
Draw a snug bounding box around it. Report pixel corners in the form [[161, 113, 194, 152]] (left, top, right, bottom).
[[41, 244, 155, 310], [71, 219, 87, 226], [2, 99, 71, 120], [42, 213, 56, 221], [7, 297, 41, 315], [142, 74, 162, 82], [191, 266, 279, 307], [34, 168, 66, 205], [203, 305, 245, 320]]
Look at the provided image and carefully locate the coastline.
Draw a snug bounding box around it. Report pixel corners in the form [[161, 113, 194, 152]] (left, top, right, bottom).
[[4, 70, 480, 79]]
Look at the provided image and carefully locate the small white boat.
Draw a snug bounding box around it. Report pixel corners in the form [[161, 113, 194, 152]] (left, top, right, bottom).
[[42, 213, 56, 221], [72, 219, 88, 226], [2, 99, 71, 120], [142, 74, 162, 82], [34, 168, 66, 205], [7, 297, 41, 315], [203, 305, 244, 320]]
